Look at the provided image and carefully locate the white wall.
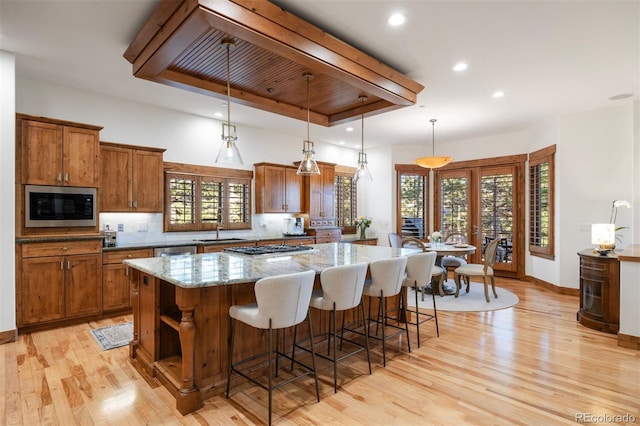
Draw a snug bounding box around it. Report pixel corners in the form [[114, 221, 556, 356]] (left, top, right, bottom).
[[0, 51, 16, 334]]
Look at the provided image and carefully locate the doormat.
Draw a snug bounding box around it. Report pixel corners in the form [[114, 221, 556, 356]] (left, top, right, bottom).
[[90, 321, 133, 350]]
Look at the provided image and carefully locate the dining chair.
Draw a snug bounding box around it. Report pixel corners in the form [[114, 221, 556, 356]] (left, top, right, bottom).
[[388, 232, 403, 248], [441, 232, 468, 281], [226, 270, 320, 425], [401, 251, 439, 347], [400, 236, 446, 299], [453, 238, 500, 303], [362, 256, 409, 367], [292, 262, 371, 393]]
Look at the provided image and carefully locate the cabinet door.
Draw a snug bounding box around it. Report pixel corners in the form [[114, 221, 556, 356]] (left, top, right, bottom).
[[101, 145, 133, 211], [65, 254, 102, 318], [21, 120, 63, 185], [262, 165, 286, 212], [284, 167, 302, 213], [132, 149, 164, 212], [308, 172, 323, 220], [103, 264, 130, 311], [138, 273, 158, 359], [63, 126, 100, 187], [20, 256, 65, 325], [320, 166, 336, 222]]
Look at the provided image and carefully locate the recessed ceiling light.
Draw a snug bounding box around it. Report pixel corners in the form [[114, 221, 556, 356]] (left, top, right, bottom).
[[388, 13, 405, 26], [214, 112, 223, 118], [609, 93, 634, 101], [354, 144, 360, 148], [338, 141, 345, 145], [452, 62, 468, 72], [492, 91, 505, 98], [346, 127, 354, 132]]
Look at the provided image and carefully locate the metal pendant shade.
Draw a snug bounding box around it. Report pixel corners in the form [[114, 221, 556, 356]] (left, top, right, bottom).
[[353, 96, 372, 183], [296, 73, 321, 175], [415, 119, 452, 169], [215, 39, 244, 165]]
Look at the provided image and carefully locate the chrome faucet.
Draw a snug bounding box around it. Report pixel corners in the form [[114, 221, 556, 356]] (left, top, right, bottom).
[[215, 223, 224, 239]]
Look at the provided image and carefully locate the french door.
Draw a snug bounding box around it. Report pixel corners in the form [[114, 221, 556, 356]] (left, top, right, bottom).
[[434, 155, 526, 278]]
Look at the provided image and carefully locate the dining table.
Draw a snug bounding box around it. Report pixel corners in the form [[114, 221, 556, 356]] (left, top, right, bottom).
[[425, 242, 476, 295]]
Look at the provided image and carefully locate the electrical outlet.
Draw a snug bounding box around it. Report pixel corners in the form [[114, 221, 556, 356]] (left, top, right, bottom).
[[138, 223, 148, 232], [118, 223, 124, 232], [104, 222, 112, 231]]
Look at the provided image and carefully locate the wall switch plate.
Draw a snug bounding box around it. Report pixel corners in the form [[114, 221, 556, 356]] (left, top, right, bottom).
[[118, 223, 124, 232], [138, 223, 148, 232]]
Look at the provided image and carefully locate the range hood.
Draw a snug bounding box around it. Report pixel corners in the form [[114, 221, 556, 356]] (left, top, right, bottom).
[[124, 0, 424, 127]]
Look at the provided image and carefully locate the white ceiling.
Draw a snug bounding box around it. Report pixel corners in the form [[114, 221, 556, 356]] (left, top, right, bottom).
[[1, 0, 638, 150]]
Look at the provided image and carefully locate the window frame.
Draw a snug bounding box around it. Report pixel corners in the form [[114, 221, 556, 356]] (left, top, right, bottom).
[[334, 165, 358, 234], [395, 164, 430, 240], [163, 162, 252, 232], [528, 145, 555, 260]]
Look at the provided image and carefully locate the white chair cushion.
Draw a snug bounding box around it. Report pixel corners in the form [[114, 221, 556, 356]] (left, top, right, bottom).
[[454, 264, 494, 277], [432, 265, 445, 277], [441, 256, 467, 268]]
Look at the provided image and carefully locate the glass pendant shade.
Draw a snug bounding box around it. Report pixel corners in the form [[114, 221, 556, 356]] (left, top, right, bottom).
[[415, 118, 452, 169], [296, 140, 320, 175], [297, 73, 320, 175], [216, 123, 243, 164], [215, 38, 243, 166], [354, 95, 373, 182]]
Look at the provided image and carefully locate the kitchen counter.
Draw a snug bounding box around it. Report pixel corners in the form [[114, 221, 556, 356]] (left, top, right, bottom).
[[102, 235, 314, 251], [126, 242, 418, 414]]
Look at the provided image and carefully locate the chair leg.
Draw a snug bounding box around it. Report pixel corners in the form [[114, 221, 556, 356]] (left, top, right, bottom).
[[454, 274, 461, 298], [431, 288, 440, 338], [414, 284, 421, 348], [491, 276, 498, 298], [482, 277, 490, 303], [226, 318, 236, 398], [438, 273, 445, 297], [464, 276, 471, 293]]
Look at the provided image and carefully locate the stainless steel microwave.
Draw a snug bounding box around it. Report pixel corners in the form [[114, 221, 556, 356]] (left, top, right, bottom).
[[25, 185, 97, 227]]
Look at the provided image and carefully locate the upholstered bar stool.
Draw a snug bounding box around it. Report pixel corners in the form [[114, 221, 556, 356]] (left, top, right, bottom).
[[292, 262, 371, 393], [362, 256, 409, 367], [399, 236, 445, 299], [226, 270, 320, 425], [401, 251, 439, 348]]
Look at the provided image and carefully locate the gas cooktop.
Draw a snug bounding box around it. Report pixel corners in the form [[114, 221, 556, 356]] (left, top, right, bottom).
[[224, 244, 314, 256]]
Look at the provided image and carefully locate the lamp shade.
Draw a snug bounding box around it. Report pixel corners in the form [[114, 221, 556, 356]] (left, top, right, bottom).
[[414, 155, 454, 169], [591, 223, 615, 246]]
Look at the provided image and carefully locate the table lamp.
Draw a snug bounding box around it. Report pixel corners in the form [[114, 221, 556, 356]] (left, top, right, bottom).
[[591, 223, 615, 255]]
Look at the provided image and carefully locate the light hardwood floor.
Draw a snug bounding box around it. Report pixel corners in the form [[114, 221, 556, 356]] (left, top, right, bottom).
[[2, 278, 638, 425]]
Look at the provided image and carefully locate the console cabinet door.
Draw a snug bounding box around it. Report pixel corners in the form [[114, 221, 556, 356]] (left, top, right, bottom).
[[20, 256, 66, 325], [65, 254, 103, 318]]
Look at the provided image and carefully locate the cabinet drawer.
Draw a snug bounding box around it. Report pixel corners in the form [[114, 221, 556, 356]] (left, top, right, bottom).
[[315, 229, 341, 239], [22, 239, 102, 258], [103, 249, 153, 264]]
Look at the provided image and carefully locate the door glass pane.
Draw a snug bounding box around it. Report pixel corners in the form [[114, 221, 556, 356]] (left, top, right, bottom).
[[480, 172, 513, 263], [400, 174, 427, 238], [440, 176, 468, 239]]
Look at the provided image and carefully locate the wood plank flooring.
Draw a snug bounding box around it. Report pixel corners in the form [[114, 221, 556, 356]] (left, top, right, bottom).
[[2, 278, 639, 425]]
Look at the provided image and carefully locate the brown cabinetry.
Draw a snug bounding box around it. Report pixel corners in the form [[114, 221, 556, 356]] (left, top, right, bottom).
[[577, 250, 620, 333], [254, 163, 302, 213], [307, 227, 342, 243], [18, 239, 103, 327], [303, 162, 336, 226], [100, 142, 165, 212], [103, 248, 153, 312], [18, 115, 101, 187]]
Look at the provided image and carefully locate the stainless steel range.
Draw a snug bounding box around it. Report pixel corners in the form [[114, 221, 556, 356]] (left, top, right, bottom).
[[224, 244, 314, 255]]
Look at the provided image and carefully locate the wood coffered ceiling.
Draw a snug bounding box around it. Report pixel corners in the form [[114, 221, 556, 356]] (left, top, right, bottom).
[[124, 0, 424, 127]]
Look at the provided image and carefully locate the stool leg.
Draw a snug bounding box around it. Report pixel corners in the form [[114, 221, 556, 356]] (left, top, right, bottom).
[[380, 290, 386, 367], [431, 289, 440, 337], [268, 320, 273, 426], [360, 300, 372, 374], [414, 284, 421, 348], [306, 312, 320, 402], [331, 305, 338, 393], [401, 290, 411, 354], [226, 318, 236, 398]]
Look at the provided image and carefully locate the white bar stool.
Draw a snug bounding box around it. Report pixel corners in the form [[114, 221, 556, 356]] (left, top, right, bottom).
[[292, 262, 371, 393], [402, 251, 440, 348], [225, 270, 319, 425]]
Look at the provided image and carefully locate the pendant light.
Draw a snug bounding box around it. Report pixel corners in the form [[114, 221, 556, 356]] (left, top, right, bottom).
[[296, 73, 320, 175], [353, 95, 372, 182], [215, 38, 243, 165], [414, 119, 453, 169]]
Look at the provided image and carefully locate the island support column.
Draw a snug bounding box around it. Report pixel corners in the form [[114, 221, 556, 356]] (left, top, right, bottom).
[[176, 287, 203, 414]]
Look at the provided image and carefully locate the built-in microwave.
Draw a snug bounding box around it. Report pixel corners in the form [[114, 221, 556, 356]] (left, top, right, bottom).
[[25, 185, 97, 228]]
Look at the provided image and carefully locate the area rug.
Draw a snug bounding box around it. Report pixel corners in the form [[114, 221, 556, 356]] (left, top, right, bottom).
[[408, 282, 519, 312], [90, 322, 133, 350]]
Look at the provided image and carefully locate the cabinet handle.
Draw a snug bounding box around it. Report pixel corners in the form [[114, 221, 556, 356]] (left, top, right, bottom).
[[127, 254, 132, 258], [57, 173, 62, 182], [125, 267, 129, 277], [133, 200, 138, 209], [60, 261, 64, 270], [64, 173, 69, 182], [61, 247, 68, 251], [129, 201, 133, 208], [66, 261, 71, 270]]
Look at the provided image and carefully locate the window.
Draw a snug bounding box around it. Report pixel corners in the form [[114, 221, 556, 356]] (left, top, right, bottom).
[[335, 166, 358, 232], [164, 162, 252, 232], [529, 145, 555, 259], [395, 165, 429, 239]]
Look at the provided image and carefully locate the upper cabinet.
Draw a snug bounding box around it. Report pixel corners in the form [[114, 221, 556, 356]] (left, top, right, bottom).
[[304, 162, 336, 227], [254, 163, 302, 213], [100, 142, 165, 212], [18, 114, 102, 187]]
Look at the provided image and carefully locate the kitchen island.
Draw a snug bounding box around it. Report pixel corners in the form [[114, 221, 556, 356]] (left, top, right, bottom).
[[124, 243, 417, 414]]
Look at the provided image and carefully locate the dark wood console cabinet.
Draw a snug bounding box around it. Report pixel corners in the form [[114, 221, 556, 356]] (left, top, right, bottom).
[[577, 249, 620, 333]]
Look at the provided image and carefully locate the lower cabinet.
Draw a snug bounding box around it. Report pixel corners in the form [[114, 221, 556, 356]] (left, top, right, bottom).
[[307, 227, 342, 243], [577, 249, 620, 333], [19, 239, 103, 327], [103, 248, 153, 312]]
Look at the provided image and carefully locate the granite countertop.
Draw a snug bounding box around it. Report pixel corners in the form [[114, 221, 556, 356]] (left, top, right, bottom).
[[124, 242, 417, 288], [102, 235, 315, 251]]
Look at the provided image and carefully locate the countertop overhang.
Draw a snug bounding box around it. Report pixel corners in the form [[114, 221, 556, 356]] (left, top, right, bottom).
[[124, 242, 416, 288]]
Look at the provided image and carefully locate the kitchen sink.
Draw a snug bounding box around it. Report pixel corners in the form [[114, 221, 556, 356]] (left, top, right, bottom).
[[193, 238, 247, 243]]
